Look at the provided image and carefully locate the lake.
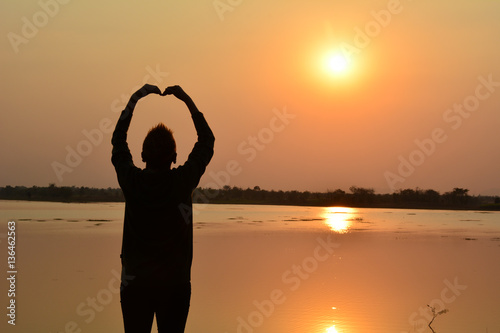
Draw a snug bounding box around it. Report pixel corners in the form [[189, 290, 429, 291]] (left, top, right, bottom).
[[1, 200, 499, 333]]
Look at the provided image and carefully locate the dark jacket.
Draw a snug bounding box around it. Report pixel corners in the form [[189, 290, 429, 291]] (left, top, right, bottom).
[[112, 109, 214, 284]]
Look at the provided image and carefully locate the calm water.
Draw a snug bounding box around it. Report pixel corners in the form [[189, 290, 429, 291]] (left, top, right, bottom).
[[3, 200, 499, 234], [1, 200, 499, 333]]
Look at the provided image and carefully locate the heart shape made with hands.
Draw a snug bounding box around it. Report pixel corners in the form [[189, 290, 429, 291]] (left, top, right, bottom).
[[160, 87, 174, 96], [159, 85, 188, 100], [138, 84, 189, 102]]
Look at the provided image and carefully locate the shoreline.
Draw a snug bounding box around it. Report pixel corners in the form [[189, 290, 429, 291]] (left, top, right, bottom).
[[1, 197, 499, 211]]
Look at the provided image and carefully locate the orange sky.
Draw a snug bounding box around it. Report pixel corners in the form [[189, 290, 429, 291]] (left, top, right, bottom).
[[1, 0, 499, 194]]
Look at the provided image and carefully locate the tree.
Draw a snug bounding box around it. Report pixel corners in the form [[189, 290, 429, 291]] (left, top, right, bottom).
[[444, 188, 470, 206], [349, 186, 375, 204]]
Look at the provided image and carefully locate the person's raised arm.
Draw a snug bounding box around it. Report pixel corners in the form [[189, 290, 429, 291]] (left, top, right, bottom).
[[163, 85, 215, 145], [162, 85, 215, 183], [113, 84, 162, 142]]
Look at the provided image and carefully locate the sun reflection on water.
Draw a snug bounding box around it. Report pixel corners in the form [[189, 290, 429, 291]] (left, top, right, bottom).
[[323, 207, 356, 233], [324, 305, 340, 333], [326, 325, 339, 333]]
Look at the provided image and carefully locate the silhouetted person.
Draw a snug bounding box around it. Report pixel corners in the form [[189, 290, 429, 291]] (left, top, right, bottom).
[[111, 84, 215, 332]]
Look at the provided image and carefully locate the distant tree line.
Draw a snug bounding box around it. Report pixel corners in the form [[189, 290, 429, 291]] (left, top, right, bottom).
[[0, 184, 499, 210], [193, 186, 500, 210], [0, 184, 124, 203]]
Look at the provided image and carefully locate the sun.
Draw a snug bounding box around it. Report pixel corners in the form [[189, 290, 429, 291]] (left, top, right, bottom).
[[307, 44, 360, 90], [324, 53, 350, 75]]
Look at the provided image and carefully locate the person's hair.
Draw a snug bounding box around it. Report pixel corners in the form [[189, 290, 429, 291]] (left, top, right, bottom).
[[141, 123, 176, 168]]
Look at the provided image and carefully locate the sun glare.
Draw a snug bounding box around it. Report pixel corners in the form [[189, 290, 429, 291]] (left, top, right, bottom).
[[323, 207, 355, 233], [324, 52, 350, 75], [326, 325, 339, 333], [307, 44, 361, 90]]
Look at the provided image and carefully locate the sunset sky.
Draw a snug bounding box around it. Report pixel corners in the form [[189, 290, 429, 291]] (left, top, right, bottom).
[[1, 0, 499, 195]]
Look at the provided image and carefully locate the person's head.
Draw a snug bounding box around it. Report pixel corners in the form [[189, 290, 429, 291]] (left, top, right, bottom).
[[141, 123, 176, 169]]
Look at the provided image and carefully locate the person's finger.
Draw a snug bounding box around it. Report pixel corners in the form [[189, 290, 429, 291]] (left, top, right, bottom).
[[163, 87, 174, 95]]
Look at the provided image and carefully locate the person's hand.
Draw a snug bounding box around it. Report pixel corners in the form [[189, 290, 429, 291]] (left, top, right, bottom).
[[162, 85, 191, 102], [134, 84, 162, 99]]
